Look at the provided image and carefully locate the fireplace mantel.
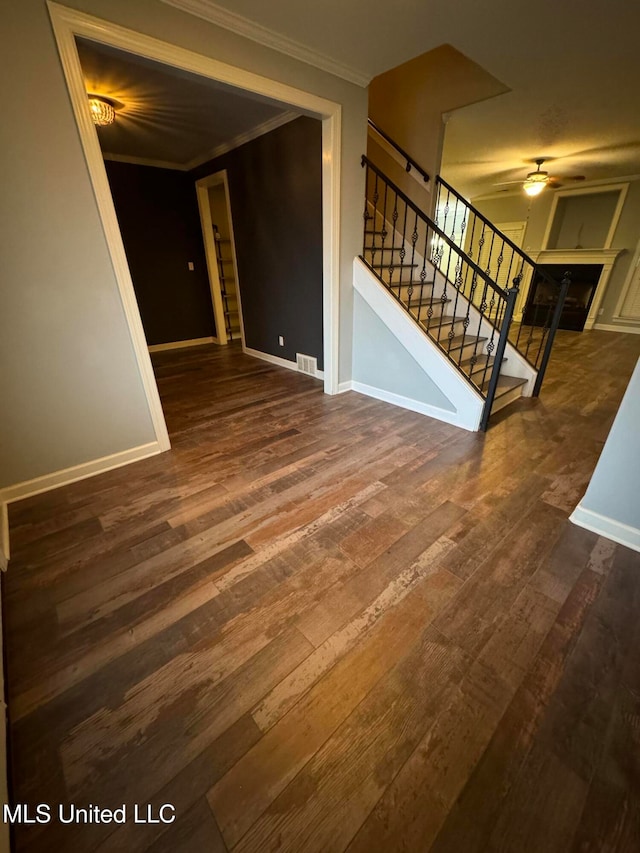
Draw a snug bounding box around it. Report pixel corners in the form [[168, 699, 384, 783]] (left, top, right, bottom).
[[518, 248, 624, 330]]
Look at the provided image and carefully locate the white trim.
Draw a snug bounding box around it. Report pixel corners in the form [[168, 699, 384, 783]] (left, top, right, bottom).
[[593, 322, 640, 335], [104, 111, 300, 171], [337, 380, 353, 393], [322, 108, 341, 394], [160, 0, 370, 87], [48, 4, 171, 453], [48, 2, 341, 400], [0, 504, 9, 568], [570, 504, 640, 554], [614, 235, 640, 321], [542, 182, 629, 251], [350, 381, 472, 429], [102, 152, 188, 171], [221, 172, 247, 350], [196, 170, 247, 348], [353, 258, 484, 431], [186, 111, 300, 170], [0, 443, 162, 507], [196, 172, 231, 345], [244, 346, 324, 379], [148, 336, 216, 352]]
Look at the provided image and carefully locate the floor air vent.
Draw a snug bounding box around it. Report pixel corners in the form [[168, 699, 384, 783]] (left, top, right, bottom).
[[296, 353, 318, 376]]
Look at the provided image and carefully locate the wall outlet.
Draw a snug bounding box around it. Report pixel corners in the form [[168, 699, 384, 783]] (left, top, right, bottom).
[[188, 261, 194, 271], [278, 336, 284, 346], [598, 308, 604, 316]]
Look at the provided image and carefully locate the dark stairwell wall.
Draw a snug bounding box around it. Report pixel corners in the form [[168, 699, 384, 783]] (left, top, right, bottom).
[[191, 115, 324, 369], [104, 116, 323, 366], [105, 160, 215, 346]]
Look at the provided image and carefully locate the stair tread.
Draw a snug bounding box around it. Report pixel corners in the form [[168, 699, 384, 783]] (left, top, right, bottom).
[[370, 262, 419, 269], [435, 332, 487, 350], [433, 315, 470, 326], [364, 243, 406, 248], [483, 375, 527, 396], [460, 353, 505, 367], [405, 297, 449, 311]]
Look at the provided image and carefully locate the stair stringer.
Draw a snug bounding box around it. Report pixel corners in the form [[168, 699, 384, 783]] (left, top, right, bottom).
[[365, 204, 538, 395], [353, 258, 484, 431]]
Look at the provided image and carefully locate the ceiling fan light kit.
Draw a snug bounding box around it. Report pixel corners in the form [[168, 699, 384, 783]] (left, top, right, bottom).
[[523, 159, 549, 196]]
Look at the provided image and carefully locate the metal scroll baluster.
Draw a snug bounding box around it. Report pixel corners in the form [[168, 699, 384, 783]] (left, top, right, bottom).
[[407, 209, 419, 315], [397, 200, 409, 299]]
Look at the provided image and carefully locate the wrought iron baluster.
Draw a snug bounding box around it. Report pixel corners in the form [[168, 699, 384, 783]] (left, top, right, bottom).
[[479, 285, 518, 431], [423, 223, 437, 333], [407, 209, 419, 314], [398, 200, 408, 299], [369, 170, 380, 268], [362, 160, 371, 256]]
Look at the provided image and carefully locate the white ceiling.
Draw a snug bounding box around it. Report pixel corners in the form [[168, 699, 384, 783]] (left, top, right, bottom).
[[166, 0, 640, 196], [76, 38, 295, 168]]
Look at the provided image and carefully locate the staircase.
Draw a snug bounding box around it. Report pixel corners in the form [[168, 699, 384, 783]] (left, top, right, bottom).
[[359, 147, 570, 430], [213, 225, 241, 341]]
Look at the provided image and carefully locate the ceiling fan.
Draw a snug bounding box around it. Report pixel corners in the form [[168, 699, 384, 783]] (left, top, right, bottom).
[[495, 159, 586, 196]]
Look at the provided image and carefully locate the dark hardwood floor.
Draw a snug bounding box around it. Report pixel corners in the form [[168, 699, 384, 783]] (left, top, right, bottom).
[[4, 330, 640, 852]]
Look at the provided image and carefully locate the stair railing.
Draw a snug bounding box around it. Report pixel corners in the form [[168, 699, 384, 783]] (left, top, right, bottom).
[[362, 155, 519, 426], [367, 119, 431, 185], [434, 175, 570, 394]]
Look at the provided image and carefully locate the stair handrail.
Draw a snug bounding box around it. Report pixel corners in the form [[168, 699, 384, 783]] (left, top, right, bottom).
[[362, 155, 528, 425], [367, 119, 430, 185], [362, 156, 507, 301], [433, 174, 569, 390], [435, 175, 532, 265]]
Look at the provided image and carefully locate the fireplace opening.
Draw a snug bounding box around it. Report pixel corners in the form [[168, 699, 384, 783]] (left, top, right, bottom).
[[523, 263, 604, 331]]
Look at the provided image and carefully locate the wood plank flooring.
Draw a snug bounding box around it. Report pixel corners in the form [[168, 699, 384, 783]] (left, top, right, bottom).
[[4, 330, 640, 853]]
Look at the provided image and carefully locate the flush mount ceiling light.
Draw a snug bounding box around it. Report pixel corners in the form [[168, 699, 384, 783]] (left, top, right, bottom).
[[523, 159, 549, 196], [87, 94, 118, 126]]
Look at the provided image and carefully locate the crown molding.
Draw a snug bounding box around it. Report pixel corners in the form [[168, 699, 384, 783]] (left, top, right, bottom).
[[160, 0, 371, 87], [102, 111, 299, 172], [102, 152, 189, 170], [186, 109, 299, 170]]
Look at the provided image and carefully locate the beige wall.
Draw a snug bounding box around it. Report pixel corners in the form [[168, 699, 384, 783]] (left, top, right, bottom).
[[473, 182, 640, 328], [0, 0, 367, 491], [367, 44, 508, 212]]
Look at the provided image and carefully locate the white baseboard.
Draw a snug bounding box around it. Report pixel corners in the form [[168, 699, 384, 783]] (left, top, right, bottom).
[[350, 381, 471, 430], [337, 380, 353, 393], [570, 503, 640, 553], [243, 346, 325, 379], [0, 504, 8, 569], [0, 442, 162, 507], [593, 322, 640, 335], [148, 336, 217, 352]]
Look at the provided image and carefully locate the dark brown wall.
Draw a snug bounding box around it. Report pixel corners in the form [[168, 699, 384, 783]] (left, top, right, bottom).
[[105, 160, 215, 346], [191, 116, 323, 368]]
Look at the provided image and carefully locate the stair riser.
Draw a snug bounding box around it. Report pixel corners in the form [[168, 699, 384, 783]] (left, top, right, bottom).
[[405, 301, 450, 322], [444, 339, 487, 363], [491, 384, 525, 413]]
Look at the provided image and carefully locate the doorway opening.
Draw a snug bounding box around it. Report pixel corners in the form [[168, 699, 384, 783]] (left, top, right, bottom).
[[196, 171, 244, 348], [49, 3, 342, 454]]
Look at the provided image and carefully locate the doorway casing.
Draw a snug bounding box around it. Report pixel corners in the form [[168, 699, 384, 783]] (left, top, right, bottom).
[[48, 1, 343, 454], [196, 170, 245, 348]]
